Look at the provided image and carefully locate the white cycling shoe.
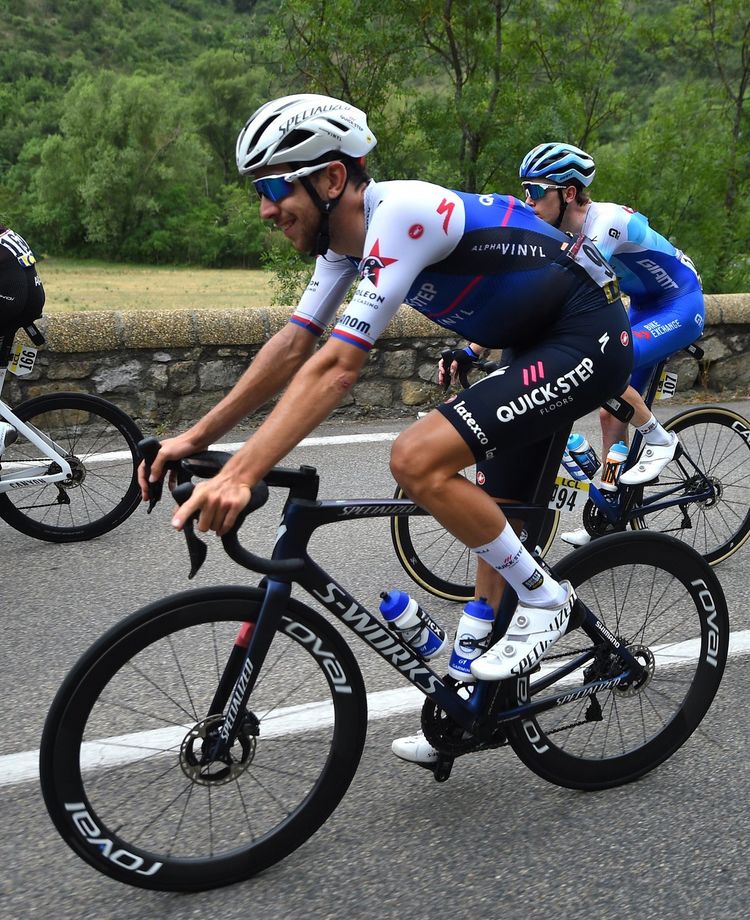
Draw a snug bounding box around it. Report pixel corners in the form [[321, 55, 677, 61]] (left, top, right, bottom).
[[0, 422, 17, 458], [619, 433, 679, 486], [470, 581, 576, 681], [391, 731, 439, 765], [561, 528, 591, 547]]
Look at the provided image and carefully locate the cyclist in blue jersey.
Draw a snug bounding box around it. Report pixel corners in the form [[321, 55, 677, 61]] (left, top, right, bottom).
[[140, 95, 632, 741], [452, 143, 705, 545], [0, 224, 45, 456], [520, 142, 704, 544]]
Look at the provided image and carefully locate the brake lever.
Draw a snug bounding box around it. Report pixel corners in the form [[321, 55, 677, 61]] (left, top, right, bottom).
[[171, 482, 209, 579], [440, 350, 453, 392], [138, 437, 166, 513]]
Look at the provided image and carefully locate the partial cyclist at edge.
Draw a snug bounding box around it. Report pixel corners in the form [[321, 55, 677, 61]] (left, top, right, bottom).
[[454, 143, 705, 547], [138, 94, 632, 766], [0, 224, 45, 455]]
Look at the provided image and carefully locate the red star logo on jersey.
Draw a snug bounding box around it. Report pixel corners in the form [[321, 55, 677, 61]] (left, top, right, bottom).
[[358, 239, 398, 287]]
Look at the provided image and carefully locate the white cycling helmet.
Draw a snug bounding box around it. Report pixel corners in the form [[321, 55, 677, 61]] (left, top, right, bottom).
[[236, 93, 377, 176], [519, 142, 596, 187]]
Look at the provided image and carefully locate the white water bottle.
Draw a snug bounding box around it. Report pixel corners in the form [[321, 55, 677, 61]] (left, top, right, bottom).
[[600, 440, 629, 492], [447, 597, 495, 682], [379, 590, 447, 660]]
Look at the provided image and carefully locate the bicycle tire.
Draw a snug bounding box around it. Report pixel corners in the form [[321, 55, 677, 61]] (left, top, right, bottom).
[[0, 392, 142, 542], [505, 531, 728, 790], [629, 406, 750, 565], [390, 477, 560, 603], [40, 586, 367, 891]]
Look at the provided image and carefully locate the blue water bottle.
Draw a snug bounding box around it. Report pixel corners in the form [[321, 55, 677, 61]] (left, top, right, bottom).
[[561, 448, 589, 482], [567, 432, 601, 480], [447, 597, 495, 682], [379, 590, 447, 660]]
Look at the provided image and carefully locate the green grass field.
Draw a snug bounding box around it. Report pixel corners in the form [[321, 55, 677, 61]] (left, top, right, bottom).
[[39, 258, 278, 312]]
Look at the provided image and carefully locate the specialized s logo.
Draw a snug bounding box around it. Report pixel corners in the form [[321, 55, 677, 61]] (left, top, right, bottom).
[[437, 198, 455, 234], [359, 239, 398, 287]]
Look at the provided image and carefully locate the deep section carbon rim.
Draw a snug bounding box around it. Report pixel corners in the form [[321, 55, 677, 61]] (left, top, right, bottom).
[[506, 532, 728, 790], [40, 588, 366, 890], [630, 407, 750, 565]]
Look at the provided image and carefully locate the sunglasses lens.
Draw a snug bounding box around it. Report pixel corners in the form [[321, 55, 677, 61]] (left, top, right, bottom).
[[523, 183, 549, 201], [254, 176, 294, 202]]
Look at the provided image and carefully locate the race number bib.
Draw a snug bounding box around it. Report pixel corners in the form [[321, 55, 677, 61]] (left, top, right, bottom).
[[548, 475, 589, 513], [9, 343, 37, 376], [655, 371, 678, 400]]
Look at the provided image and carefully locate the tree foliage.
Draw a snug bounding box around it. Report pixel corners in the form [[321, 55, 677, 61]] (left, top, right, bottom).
[[0, 0, 747, 291]]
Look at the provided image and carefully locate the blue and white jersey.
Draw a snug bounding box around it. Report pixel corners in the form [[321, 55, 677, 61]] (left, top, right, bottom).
[[581, 202, 701, 303], [291, 179, 619, 352]]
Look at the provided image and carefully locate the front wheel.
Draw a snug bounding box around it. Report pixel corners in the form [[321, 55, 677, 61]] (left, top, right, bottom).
[[506, 532, 728, 790], [630, 406, 750, 565], [40, 586, 368, 891], [0, 392, 142, 541]]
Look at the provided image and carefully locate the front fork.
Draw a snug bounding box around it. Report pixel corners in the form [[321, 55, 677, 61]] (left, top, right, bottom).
[[205, 578, 291, 758]]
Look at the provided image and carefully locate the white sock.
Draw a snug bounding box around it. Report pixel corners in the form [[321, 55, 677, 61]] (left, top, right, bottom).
[[637, 414, 671, 446], [472, 523, 567, 607]]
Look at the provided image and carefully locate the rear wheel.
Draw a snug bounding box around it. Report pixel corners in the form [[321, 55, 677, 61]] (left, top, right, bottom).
[[40, 587, 367, 891], [630, 407, 750, 564], [0, 392, 142, 541], [506, 532, 728, 790]]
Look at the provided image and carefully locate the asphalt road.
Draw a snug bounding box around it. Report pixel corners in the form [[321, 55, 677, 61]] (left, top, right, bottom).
[[2, 400, 750, 919]]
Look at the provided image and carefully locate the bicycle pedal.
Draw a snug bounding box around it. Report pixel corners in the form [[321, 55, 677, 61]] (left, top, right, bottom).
[[431, 755, 454, 782]]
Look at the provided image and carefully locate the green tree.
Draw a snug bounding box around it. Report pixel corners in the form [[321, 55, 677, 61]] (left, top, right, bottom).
[[26, 71, 210, 260]]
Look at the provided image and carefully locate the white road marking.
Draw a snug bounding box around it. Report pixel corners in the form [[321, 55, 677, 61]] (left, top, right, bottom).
[[7, 629, 750, 789]]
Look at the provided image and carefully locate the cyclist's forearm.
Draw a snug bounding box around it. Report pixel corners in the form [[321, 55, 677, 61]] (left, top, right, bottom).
[[222, 342, 367, 486], [185, 325, 316, 446]]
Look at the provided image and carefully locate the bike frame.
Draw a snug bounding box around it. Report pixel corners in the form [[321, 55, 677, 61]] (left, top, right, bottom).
[[0, 332, 74, 492], [202, 453, 646, 758]]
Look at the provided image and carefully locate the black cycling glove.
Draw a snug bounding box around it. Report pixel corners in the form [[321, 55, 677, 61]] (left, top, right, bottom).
[[440, 345, 479, 390]]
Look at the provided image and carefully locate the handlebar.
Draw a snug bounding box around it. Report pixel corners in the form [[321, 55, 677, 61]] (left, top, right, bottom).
[[138, 437, 309, 580]]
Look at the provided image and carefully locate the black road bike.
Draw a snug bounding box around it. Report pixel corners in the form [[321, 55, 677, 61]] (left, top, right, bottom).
[[39, 431, 729, 891]]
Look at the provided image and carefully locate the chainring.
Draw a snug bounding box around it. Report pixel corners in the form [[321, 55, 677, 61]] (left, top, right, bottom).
[[420, 676, 507, 756]]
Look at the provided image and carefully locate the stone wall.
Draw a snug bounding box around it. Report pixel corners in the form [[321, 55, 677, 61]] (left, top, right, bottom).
[[5, 293, 750, 427]]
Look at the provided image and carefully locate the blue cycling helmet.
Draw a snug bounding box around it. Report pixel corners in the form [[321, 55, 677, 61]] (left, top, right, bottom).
[[519, 142, 596, 187]]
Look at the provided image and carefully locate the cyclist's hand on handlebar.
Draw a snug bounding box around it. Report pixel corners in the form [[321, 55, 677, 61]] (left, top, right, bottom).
[[137, 434, 206, 502], [439, 346, 479, 390], [170, 473, 252, 537]]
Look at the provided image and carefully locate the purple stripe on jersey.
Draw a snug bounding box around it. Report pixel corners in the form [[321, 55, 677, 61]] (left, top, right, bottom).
[[430, 275, 484, 319], [331, 329, 372, 351], [500, 197, 516, 227], [290, 314, 326, 336]]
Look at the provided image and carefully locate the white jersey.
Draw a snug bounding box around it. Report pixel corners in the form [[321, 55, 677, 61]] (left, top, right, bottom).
[[290, 179, 619, 352]]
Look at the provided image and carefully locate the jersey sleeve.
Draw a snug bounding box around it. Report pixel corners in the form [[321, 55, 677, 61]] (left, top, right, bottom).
[[582, 205, 632, 262], [331, 182, 465, 351], [291, 254, 359, 336]]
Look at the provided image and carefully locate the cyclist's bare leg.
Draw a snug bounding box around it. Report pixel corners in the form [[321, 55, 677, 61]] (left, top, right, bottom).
[[391, 411, 569, 612], [391, 412, 515, 548]]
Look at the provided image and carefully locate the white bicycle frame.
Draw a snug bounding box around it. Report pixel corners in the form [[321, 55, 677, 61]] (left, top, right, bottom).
[[0, 362, 73, 494]]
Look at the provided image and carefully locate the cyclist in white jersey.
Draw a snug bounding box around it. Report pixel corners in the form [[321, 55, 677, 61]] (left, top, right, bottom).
[[141, 95, 632, 730]]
